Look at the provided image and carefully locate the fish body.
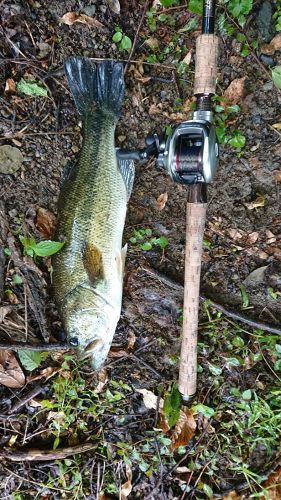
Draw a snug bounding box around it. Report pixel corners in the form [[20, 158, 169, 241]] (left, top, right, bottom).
[[52, 57, 134, 369]]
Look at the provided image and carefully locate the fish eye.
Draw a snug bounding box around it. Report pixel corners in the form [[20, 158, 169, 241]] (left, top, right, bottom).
[[69, 336, 79, 346]]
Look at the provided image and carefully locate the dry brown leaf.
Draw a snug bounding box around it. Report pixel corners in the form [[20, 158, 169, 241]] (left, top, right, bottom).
[[26, 366, 61, 383], [136, 388, 163, 410], [145, 37, 159, 50], [244, 194, 265, 210], [261, 33, 281, 55], [182, 49, 192, 66], [127, 331, 136, 350], [108, 348, 127, 358], [222, 492, 242, 500], [272, 123, 281, 130], [105, 0, 120, 14], [60, 12, 104, 29], [5, 78, 16, 94], [120, 464, 132, 499], [36, 207, 56, 238], [273, 170, 281, 183], [223, 76, 246, 105], [0, 351, 25, 388], [227, 228, 243, 240], [246, 231, 259, 245], [156, 192, 168, 210], [171, 409, 196, 450], [261, 466, 281, 499], [0, 305, 13, 323], [95, 367, 108, 393]]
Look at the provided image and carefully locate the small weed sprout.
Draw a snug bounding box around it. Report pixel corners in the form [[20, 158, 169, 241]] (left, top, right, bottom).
[[129, 228, 168, 251], [112, 27, 132, 52]]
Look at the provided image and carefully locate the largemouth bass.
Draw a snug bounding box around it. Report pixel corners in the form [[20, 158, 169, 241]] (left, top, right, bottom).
[[52, 57, 134, 369]]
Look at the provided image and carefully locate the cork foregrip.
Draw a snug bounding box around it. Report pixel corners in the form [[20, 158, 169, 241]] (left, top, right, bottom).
[[194, 34, 219, 95], [178, 202, 207, 398]]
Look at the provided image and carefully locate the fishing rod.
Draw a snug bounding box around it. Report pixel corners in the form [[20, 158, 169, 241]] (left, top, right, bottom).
[[117, 0, 219, 400]]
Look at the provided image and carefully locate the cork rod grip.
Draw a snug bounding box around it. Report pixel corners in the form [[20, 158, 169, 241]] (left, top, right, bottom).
[[194, 34, 219, 95], [178, 202, 207, 398]]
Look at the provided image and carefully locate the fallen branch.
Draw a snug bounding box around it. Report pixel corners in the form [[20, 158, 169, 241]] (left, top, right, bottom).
[[142, 266, 281, 336], [0, 442, 97, 462], [0, 341, 70, 351]]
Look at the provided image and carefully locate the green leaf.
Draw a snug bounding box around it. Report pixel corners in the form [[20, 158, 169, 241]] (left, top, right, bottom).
[[272, 66, 281, 89], [232, 336, 245, 348], [112, 31, 122, 42], [226, 104, 240, 113], [179, 17, 198, 33], [203, 483, 213, 498], [242, 389, 252, 400], [18, 350, 47, 371], [188, 0, 203, 15], [239, 284, 249, 308], [229, 131, 246, 149], [17, 78, 48, 97], [141, 241, 153, 251], [160, 0, 180, 6], [12, 274, 23, 285], [156, 236, 169, 249], [268, 287, 278, 300], [275, 344, 281, 354], [120, 35, 132, 52], [163, 384, 181, 427], [208, 363, 222, 376], [227, 0, 253, 18], [33, 240, 65, 257], [192, 404, 215, 418], [226, 357, 241, 366]]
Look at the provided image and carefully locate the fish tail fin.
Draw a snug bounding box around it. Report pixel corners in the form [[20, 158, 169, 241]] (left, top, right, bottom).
[[64, 57, 124, 118]]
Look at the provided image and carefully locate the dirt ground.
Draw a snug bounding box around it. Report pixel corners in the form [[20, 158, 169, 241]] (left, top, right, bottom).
[[0, 0, 281, 499]]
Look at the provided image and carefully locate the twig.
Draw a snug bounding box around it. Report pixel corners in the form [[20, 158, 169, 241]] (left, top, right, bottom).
[[0, 442, 98, 462], [0, 130, 75, 141], [0, 341, 70, 351], [125, 0, 150, 74], [142, 266, 281, 336], [8, 384, 44, 414]]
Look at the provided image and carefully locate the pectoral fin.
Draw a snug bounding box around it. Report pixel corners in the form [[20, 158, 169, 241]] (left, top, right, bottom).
[[116, 244, 127, 278], [117, 156, 135, 199], [82, 242, 104, 283]]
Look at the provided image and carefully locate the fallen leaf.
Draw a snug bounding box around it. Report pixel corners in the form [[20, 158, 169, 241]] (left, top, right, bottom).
[[272, 123, 281, 130], [29, 399, 43, 408], [36, 207, 56, 238], [182, 49, 192, 66], [246, 231, 259, 245], [262, 466, 281, 499], [244, 194, 265, 210], [222, 492, 242, 500], [95, 367, 108, 393], [156, 192, 168, 210], [60, 12, 104, 29], [127, 331, 136, 350], [273, 170, 281, 182], [17, 79, 48, 97], [171, 409, 196, 450], [0, 305, 13, 323], [223, 76, 246, 105], [0, 351, 25, 388], [26, 366, 61, 383], [261, 33, 281, 55], [120, 464, 132, 499], [108, 348, 127, 358], [37, 42, 51, 59], [136, 388, 163, 410], [5, 78, 16, 93], [0, 145, 23, 174], [227, 228, 243, 240], [145, 37, 159, 51], [176, 466, 190, 474], [105, 0, 120, 14]]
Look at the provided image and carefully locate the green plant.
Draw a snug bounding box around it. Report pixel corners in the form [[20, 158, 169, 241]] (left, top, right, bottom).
[[272, 66, 281, 89], [18, 350, 48, 371], [17, 78, 48, 97], [19, 235, 64, 258], [273, 5, 281, 32], [112, 27, 132, 52], [225, 0, 253, 27], [213, 98, 246, 149], [129, 228, 168, 251]]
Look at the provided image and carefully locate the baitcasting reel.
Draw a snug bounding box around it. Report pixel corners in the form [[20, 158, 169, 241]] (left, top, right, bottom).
[[117, 118, 219, 185]]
